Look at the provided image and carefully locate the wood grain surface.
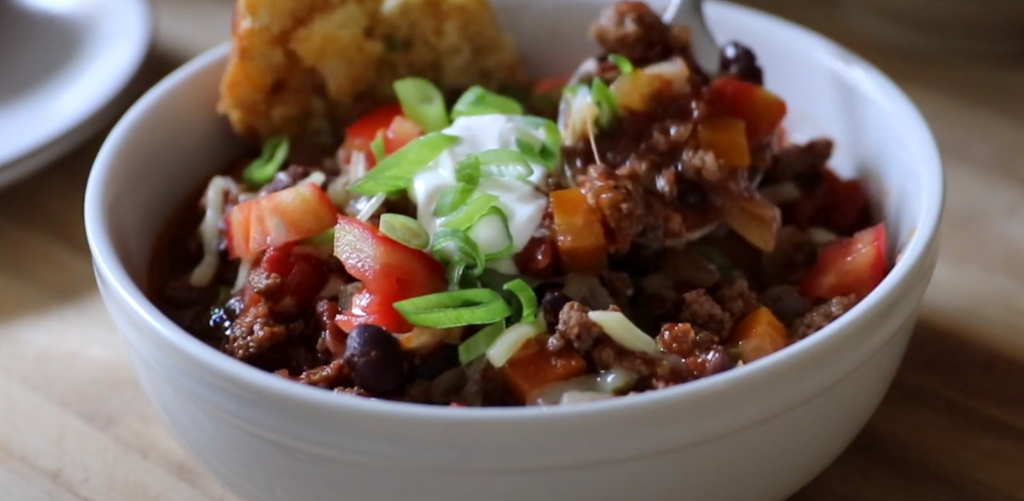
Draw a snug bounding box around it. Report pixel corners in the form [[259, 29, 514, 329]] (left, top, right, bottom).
[[1, 0, 1022, 499]]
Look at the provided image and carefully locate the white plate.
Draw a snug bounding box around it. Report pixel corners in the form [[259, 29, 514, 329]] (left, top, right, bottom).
[[0, 0, 151, 188]]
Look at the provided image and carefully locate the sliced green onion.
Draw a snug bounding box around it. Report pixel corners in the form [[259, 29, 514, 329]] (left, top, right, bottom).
[[504, 278, 538, 323], [431, 228, 486, 276], [451, 85, 524, 119], [394, 77, 450, 132], [242, 136, 290, 186], [302, 228, 335, 247], [518, 116, 561, 171], [349, 132, 459, 196], [590, 78, 618, 128], [608, 53, 634, 74], [443, 192, 499, 231], [445, 261, 479, 291], [455, 156, 481, 186], [458, 321, 506, 365], [468, 207, 513, 259], [370, 133, 387, 163], [394, 288, 512, 328], [378, 213, 429, 250], [486, 317, 546, 368], [476, 149, 534, 180], [587, 310, 658, 354], [433, 182, 476, 218]]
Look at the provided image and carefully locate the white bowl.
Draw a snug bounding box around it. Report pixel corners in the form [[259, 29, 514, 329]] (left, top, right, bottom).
[[84, 1, 943, 500]]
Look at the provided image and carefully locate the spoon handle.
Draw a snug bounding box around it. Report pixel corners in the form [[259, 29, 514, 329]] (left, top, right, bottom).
[[662, 0, 719, 76]]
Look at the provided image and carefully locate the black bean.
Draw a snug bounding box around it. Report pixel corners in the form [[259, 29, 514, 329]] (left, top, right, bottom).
[[720, 41, 763, 85], [416, 344, 459, 381], [343, 325, 407, 394], [540, 291, 572, 327]]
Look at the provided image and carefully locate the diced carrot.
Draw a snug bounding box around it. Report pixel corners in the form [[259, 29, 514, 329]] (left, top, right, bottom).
[[733, 307, 789, 363], [698, 117, 751, 169], [502, 339, 588, 403], [708, 77, 787, 143], [549, 188, 609, 273]]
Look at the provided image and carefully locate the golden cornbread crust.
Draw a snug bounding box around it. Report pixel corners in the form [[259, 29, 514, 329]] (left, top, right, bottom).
[[218, 0, 527, 150]]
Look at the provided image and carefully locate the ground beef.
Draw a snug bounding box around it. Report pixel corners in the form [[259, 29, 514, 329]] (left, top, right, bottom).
[[248, 269, 282, 298], [591, 339, 685, 389], [791, 295, 857, 339], [764, 139, 833, 187], [225, 299, 293, 361], [600, 270, 634, 306], [657, 322, 698, 357], [679, 289, 732, 335], [590, 1, 675, 65], [760, 285, 812, 325], [549, 301, 605, 352], [287, 360, 350, 389], [582, 166, 646, 255], [316, 299, 345, 357], [714, 278, 760, 321]]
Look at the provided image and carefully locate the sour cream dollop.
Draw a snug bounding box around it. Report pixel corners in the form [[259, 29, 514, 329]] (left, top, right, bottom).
[[410, 115, 552, 274]]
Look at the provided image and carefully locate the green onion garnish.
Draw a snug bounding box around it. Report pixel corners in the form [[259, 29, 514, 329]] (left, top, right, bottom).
[[608, 53, 634, 74], [242, 136, 290, 186], [433, 182, 476, 218], [476, 148, 534, 180], [370, 133, 387, 163], [455, 156, 481, 186], [445, 261, 477, 291], [517, 116, 561, 171], [394, 288, 512, 328], [349, 132, 459, 196], [458, 321, 506, 365], [451, 85, 524, 119], [503, 278, 538, 323], [443, 192, 499, 231], [431, 228, 486, 276], [469, 207, 513, 259], [393, 77, 450, 132], [590, 78, 618, 128], [302, 228, 335, 247], [378, 213, 429, 250]]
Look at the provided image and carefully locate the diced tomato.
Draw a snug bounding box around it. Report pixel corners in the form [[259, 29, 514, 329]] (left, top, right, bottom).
[[384, 115, 423, 154], [257, 245, 329, 313], [549, 188, 608, 273], [733, 307, 788, 363], [333, 216, 446, 333], [226, 182, 338, 259], [708, 77, 787, 143], [341, 103, 405, 166], [698, 117, 751, 169], [502, 339, 588, 403], [800, 223, 889, 300]]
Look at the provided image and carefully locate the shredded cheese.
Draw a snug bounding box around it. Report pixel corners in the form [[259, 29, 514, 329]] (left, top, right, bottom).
[[232, 255, 254, 293], [189, 176, 236, 288]]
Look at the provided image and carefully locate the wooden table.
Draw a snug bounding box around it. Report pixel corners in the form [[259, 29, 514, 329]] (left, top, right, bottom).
[[1, 0, 1022, 499]]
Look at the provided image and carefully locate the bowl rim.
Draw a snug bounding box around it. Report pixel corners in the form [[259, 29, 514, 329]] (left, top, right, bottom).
[[84, 0, 944, 423]]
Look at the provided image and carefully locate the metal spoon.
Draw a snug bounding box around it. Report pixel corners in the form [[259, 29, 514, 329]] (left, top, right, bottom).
[[662, 0, 719, 77]]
